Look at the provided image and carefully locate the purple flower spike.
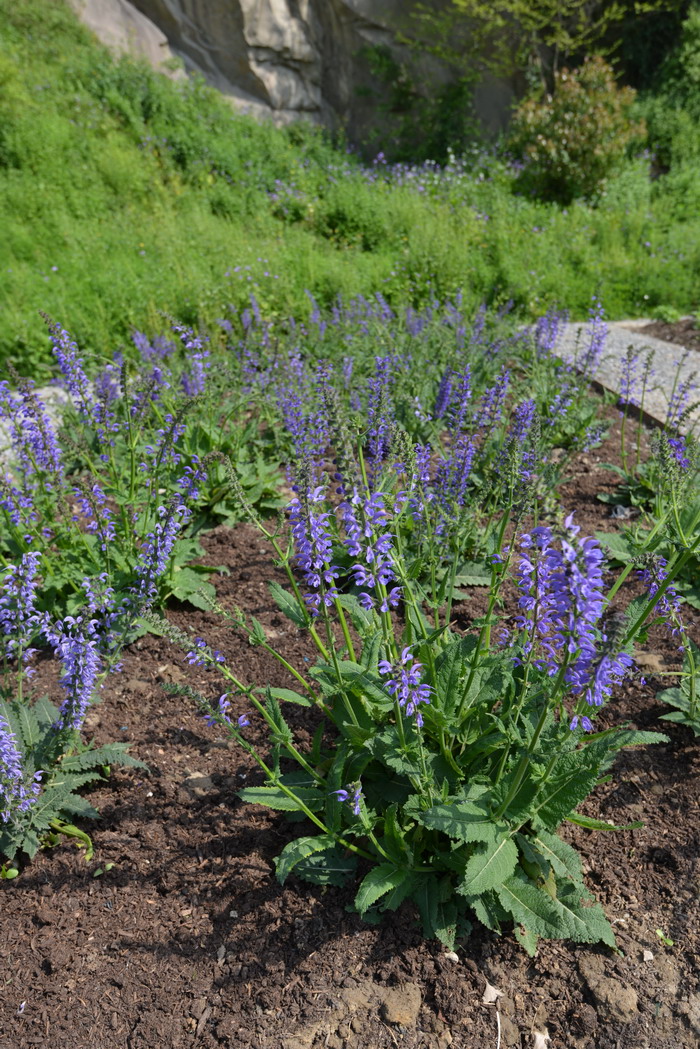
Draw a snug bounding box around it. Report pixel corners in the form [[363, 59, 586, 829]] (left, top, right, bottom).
[[339, 488, 400, 611], [379, 647, 432, 727], [289, 483, 339, 616], [1, 712, 41, 823], [514, 515, 633, 715]]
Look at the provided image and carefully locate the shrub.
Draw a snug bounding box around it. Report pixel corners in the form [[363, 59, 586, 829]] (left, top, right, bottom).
[[508, 56, 645, 204]]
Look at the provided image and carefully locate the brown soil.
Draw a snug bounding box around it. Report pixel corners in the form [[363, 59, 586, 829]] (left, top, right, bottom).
[[1, 408, 699, 1049], [636, 317, 700, 354]]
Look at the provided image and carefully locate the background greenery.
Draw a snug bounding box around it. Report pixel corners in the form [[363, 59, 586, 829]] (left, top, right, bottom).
[[1, 0, 700, 378]]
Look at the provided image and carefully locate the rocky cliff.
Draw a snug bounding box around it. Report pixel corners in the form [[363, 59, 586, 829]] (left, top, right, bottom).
[[70, 0, 514, 146]]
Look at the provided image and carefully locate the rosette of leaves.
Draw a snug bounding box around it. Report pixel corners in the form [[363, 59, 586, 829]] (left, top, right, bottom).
[[0, 697, 146, 865]]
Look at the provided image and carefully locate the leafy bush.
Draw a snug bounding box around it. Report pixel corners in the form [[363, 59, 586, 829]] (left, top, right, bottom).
[[152, 301, 698, 953], [508, 56, 645, 203]]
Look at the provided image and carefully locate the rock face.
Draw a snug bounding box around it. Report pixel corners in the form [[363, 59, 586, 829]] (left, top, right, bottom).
[[71, 0, 515, 144]]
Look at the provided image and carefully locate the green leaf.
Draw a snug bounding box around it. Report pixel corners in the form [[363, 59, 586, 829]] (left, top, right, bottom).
[[529, 752, 600, 830], [458, 836, 518, 896], [58, 794, 100, 820], [336, 593, 374, 633], [499, 870, 615, 947], [238, 785, 324, 812], [417, 801, 500, 844], [355, 864, 409, 915], [531, 830, 583, 881], [381, 804, 412, 865], [434, 637, 475, 716], [168, 569, 216, 609], [274, 834, 336, 884], [265, 689, 294, 745], [60, 743, 148, 771], [514, 923, 539, 956], [464, 890, 506, 933], [26, 783, 76, 832], [565, 813, 643, 831], [269, 581, 307, 628], [268, 687, 313, 707], [453, 560, 492, 587], [9, 702, 41, 753], [595, 531, 635, 563], [294, 846, 357, 886], [497, 871, 572, 940], [413, 876, 458, 948]]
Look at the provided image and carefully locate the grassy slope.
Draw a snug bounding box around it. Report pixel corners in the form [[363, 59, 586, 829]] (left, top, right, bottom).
[[1, 0, 699, 378]]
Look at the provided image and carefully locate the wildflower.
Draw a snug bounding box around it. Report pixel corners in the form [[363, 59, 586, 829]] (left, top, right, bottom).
[[379, 647, 432, 727], [514, 515, 632, 715], [174, 324, 210, 396], [618, 346, 641, 408], [475, 367, 510, 433], [534, 309, 566, 357], [448, 364, 472, 435], [44, 318, 95, 423], [637, 557, 685, 642], [45, 625, 102, 733], [289, 483, 339, 615], [134, 503, 190, 604], [0, 552, 43, 669], [366, 356, 395, 477], [0, 713, 41, 823], [578, 297, 607, 379], [339, 488, 400, 611], [331, 783, 363, 816], [432, 435, 477, 535], [204, 694, 232, 725], [433, 369, 453, 420]]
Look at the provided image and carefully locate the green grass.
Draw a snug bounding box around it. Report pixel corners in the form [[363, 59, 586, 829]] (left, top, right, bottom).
[[1, 0, 700, 378]]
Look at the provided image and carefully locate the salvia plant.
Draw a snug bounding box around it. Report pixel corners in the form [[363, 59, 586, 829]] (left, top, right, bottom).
[[153, 312, 699, 951], [0, 318, 282, 622], [0, 503, 183, 867]]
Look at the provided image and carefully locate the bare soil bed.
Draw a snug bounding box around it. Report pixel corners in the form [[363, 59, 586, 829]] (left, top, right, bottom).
[[1, 407, 699, 1049]]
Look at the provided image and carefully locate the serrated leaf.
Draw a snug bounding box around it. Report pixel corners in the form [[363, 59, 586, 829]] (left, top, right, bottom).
[[8, 702, 41, 753], [60, 744, 147, 771], [498, 871, 616, 946], [274, 834, 336, 884], [26, 783, 76, 832], [458, 836, 518, 895], [417, 801, 499, 844], [465, 890, 506, 933], [58, 794, 100, 819], [269, 581, 307, 628], [268, 687, 313, 707], [355, 864, 409, 914], [381, 804, 412, 865], [238, 785, 324, 812], [529, 752, 600, 830], [531, 830, 583, 881], [514, 924, 539, 956]]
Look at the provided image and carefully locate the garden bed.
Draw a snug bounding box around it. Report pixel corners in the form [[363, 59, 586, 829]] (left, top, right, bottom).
[[2, 408, 698, 1049]]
